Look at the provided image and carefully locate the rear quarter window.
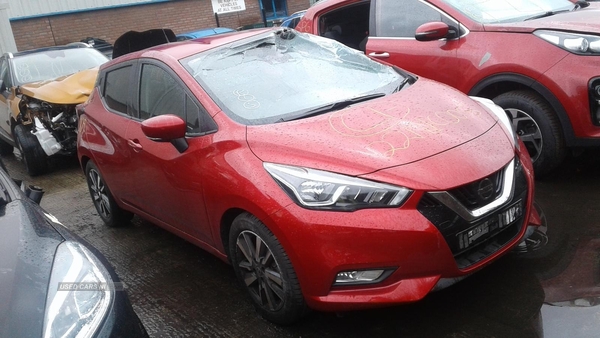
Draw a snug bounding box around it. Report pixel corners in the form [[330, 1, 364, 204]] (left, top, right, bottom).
[[103, 66, 131, 114]]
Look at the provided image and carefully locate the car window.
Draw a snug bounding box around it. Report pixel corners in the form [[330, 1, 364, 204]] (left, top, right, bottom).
[[139, 63, 216, 134], [0, 58, 11, 90], [182, 31, 405, 125], [103, 65, 132, 115], [373, 0, 444, 38], [11, 48, 107, 85]]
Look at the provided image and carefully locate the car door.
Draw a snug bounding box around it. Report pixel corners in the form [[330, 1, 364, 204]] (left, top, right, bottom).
[[0, 57, 14, 140], [125, 61, 217, 244], [366, 0, 461, 89], [86, 62, 138, 204]]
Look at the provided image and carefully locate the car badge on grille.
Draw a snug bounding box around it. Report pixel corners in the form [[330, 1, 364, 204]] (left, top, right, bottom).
[[477, 178, 494, 200]]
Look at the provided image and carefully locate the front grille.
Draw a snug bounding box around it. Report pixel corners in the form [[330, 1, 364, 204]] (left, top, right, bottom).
[[447, 169, 504, 210], [417, 158, 528, 269]]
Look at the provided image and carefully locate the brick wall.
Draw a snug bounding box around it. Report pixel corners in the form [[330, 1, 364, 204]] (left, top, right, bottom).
[[10, 0, 311, 51]]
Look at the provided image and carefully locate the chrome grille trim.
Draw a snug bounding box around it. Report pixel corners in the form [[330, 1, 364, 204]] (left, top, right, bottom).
[[428, 159, 515, 222]]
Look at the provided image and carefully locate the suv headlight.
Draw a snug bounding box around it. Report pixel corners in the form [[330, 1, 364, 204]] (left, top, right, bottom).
[[470, 96, 519, 150], [264, 163, 412, 211], [43, 241, 113, 338], [535, 30, 600, 55]]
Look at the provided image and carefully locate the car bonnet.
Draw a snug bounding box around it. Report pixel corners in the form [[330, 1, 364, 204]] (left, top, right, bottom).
[[246, 78, 509, 178], [18, 67, 99, 105], [482, 6, 600, 33]]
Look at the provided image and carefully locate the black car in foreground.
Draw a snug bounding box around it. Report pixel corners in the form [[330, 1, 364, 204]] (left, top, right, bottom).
[[0, 162, 147, 337]]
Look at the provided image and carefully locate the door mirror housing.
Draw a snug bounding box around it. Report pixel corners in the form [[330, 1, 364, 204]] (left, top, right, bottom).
[[141, 114, 188, 152], [415, 22, 450, 42]]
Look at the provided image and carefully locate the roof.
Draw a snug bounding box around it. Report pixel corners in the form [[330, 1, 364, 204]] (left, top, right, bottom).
[[105, 28, 274, 65]]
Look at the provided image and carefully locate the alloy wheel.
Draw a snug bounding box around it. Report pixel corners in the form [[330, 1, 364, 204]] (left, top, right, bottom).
[[505, 108, 543, 163], [235, 230, 285, 311], [88, 168, 111, 219]]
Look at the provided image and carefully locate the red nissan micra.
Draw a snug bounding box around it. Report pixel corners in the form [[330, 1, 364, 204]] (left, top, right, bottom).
[[77, 28, 537, 324]]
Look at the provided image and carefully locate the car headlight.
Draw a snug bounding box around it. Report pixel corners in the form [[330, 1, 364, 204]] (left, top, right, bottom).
[[264, 163, 412, 211], [43, 241, 113, 338], [534, 30, 600, 55], [470, 96, 520, 150]]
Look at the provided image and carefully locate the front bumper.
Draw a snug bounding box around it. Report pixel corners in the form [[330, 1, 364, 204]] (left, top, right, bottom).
[[538, 53, 600, 143], [267, 149, 534, 312]]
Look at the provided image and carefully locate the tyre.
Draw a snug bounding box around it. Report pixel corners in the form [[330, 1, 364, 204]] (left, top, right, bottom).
[[0, 139, 13, 156], [493, 90, 566, 177], [14, 124, 49, 176], [85, 160, 133, 227], [229, 213, 307, 325]]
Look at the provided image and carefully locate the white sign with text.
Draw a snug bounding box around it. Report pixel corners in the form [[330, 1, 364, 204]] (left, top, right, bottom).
[[211, 0, 246, 14]]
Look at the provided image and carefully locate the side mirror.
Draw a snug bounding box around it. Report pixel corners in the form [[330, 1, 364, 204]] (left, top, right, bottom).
[[415, 22, 450, 42], [141, 114, 188, 153]]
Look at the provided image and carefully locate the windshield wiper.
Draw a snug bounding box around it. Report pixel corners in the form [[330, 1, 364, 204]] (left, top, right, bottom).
[[525, 9, 571, 21], [393, 77, 412, 93], [284, 93, 386, 122]]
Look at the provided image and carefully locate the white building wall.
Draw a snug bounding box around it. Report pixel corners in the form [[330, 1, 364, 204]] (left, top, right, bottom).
[[6, 0, 166, 19]]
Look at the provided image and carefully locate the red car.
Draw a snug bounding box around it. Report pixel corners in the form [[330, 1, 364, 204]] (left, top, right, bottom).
[[296, 0, 600, 176], [77, 28, 536, 324]]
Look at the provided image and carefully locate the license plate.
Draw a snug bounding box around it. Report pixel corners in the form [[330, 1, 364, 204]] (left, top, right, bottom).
[[458, 201, 523, 250]]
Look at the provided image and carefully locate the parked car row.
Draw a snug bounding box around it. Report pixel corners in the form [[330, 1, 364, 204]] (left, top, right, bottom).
[[1, 0, 596, 329]]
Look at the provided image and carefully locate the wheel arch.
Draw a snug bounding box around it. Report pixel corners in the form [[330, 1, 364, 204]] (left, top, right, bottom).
[[468, 73, 577, 146], [219, 207, 248, 260]]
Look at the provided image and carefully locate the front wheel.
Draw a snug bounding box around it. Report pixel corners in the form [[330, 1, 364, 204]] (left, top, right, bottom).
[[493, 90, 566, 177], [229, 213, 307, 325], [85, 160, 133, 227], [14, 124, 48, 176]]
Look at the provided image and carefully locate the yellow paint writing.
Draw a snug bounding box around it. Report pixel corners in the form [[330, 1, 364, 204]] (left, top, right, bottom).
[[328, 104, 482, 158]]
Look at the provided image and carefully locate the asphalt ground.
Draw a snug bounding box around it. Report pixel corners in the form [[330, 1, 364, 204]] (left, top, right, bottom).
[[3, 148, 600, 338]]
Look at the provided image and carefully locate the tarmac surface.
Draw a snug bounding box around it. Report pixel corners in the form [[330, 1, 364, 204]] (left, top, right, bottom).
[[3, 149, 600, 338]]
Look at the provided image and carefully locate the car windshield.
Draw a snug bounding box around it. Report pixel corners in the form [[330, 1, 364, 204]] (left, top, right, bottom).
[[11, 48, 108, 85], [442, 0, 575, 23], [181, 30, 406, 125]]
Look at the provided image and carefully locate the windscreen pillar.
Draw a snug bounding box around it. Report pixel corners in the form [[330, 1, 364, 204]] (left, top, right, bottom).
[[0, 0, 17, 54]]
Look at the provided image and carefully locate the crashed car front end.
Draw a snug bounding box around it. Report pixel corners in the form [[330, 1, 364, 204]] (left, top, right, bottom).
[[16, 68, 98, 157]]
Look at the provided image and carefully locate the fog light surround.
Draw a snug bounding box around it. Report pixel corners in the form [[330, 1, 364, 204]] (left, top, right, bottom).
[[334, 269, 394, 286]]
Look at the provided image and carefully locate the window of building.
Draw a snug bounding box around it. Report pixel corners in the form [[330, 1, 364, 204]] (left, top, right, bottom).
[[259, 0, 288, 20]]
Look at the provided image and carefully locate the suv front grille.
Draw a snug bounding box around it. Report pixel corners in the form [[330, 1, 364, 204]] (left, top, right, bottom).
[[417, 158, 528, 269]]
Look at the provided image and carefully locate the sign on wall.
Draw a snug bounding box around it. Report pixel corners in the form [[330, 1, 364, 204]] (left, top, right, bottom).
[[211, 0, 246, 14]]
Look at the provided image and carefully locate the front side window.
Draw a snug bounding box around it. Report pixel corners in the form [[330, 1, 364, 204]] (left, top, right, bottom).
[[182, 30, 406, 125], [103, 66, 131, 115], [373, 0, 444, 38], [0, 58, 10, 90], [139, 63, 215, 134], [441, 0, 575, 23]]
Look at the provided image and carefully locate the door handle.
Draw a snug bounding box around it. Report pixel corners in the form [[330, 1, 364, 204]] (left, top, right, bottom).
[[127, 139, 143, 152], [368, 52, 390, 58]]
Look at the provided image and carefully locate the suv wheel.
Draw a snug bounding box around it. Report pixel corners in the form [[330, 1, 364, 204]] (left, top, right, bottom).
[[229, 213, 307, 325], [14, 125, 49, 176], [493, 90, 566, 177]]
